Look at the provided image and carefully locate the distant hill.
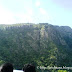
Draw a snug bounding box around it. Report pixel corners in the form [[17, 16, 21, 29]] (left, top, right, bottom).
[[0, 23, 72, 69]]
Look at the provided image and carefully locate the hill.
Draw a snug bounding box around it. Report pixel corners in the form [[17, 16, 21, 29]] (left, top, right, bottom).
[[0, 23, 72, 69]]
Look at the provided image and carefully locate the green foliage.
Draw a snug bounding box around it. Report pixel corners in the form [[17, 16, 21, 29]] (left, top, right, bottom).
[[58, 70, 67, 72], [0, 23, 72, 69], [0, 60, 5, 65]]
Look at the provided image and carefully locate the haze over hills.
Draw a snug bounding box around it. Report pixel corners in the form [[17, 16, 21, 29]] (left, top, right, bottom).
[[0, 23, 72, 69]]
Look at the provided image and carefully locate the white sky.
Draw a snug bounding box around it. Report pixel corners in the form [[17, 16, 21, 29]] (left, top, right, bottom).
[[0, 0, 72, 28]]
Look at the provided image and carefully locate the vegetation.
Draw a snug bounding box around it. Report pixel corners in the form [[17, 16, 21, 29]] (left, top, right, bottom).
[[0, 23, 72, 71]]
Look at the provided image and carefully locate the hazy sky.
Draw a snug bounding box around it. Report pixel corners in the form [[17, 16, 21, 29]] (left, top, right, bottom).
[[0, 0, 72, 27]]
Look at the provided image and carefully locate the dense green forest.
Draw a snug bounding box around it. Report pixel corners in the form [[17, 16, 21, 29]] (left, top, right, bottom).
[[0, 23, 72, 70]]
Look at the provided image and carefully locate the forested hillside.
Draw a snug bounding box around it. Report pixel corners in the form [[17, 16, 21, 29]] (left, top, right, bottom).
[[0, 23, 72, 69]]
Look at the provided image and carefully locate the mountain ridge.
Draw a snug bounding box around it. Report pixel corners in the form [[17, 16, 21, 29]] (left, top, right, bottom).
[[0, 23, 72, 69]]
